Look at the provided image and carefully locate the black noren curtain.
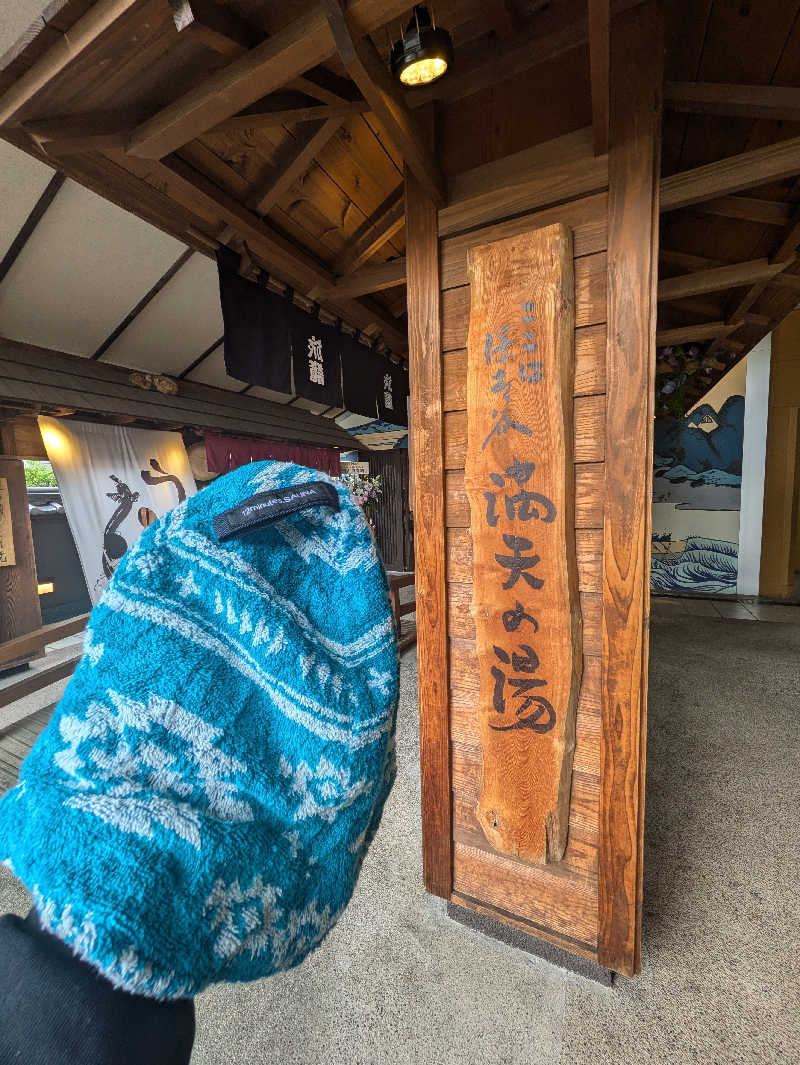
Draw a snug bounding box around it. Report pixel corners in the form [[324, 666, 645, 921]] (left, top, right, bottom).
[[216, 248, 291, 393]]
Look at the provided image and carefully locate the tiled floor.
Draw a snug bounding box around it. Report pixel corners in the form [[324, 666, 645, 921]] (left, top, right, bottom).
[[651, 596, 800, 622]]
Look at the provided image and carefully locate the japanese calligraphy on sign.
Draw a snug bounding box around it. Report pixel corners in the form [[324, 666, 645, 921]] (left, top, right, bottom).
[[464, 224, 582, 865], [307, 335, 325, 386]]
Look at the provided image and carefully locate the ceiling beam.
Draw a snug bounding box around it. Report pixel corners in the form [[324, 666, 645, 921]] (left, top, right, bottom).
[[169, 0, 254, 58], [0, 0, 139, 127], [320, 0, 446, 206], [313, 257, 406, 300], [588, 0, 609, 155], [655, 321, 741, 346], [657, 258, 787, 302], [246, 117, 345, 216], [661, 132, 800, 212], [660, 248, 724, 272], [0, 171, 64, 287], [287, 75, 354, 106], [92, 247, 195, 360], [151, 155, 407, 351], [665, 81, 800, 123], [125, 0, 411, 160], [688, 194, 793, 227], [213, 100, 367, 134], [333, 188, 404, 274]]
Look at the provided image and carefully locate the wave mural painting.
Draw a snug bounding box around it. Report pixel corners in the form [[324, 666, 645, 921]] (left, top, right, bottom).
[[651, 384, 745, 595]]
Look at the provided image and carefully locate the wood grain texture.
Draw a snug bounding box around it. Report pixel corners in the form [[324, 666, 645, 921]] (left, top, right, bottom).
[[598, 0, 662, 978], [0, 459, 42, 659], [442, 253, 607, 351], [463, 225, 581, 864], [446, 527, 603, 591], [445, 463, 604, 530], [405, 164, 452, 898], [442, 325, 606, 408]]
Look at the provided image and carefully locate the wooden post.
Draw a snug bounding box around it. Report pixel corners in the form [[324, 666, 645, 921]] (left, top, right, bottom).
[[598, 0, 663, 977], [405, 163, 452, 898], [0, 458, 43, 669]]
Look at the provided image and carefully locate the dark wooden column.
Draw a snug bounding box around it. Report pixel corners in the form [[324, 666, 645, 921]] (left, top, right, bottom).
[[598, 0, 663, 977], [405, 164, 452, 898], [0, 458, 42, 667]]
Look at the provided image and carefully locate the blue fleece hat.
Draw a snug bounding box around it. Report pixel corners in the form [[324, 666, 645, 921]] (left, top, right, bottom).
[[0, 461, 398, 999]]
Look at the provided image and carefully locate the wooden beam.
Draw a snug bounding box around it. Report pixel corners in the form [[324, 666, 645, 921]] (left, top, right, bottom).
[[333, 189, 405, 275], [0, 0, 139, 127], [23, 112, 136, 155], [667, 295, 727, 319], [655, 321, 740, 346], [0, 172, 64, 287], [125, 0, 411, 160], [769, 270, 800, 292], [405, 159, 451, 899], [0, 613, 87, 669], [659, 248, 724, 272], [588, 0, 610, 155], [688, 194, 793, 227], [479, 0, 515, 40], [321, 0, 446, 207], [314, 257, 406, 299], [213, 101, 367, 134], [92, 248, 195, 360], [599, 0, 662, 978], [0, 653, 81, 710], [169, 0, 253, 59], [658, 258, 787, 302], [287, 74, 355, 106], [246, 117, 344, 215], [665, 81, 800, 123], [149, 154, 407, 351], [660, 133, 800, 212]]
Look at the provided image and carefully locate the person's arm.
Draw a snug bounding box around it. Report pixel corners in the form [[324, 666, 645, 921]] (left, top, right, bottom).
[[0, 909, 195, 1065]]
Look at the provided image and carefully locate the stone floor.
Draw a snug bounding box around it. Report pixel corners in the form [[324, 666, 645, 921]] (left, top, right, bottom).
[[1, 613, 798, 1064]]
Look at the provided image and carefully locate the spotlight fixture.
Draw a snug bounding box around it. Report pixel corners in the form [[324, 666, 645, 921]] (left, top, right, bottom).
[[390, 6, 453, 88]]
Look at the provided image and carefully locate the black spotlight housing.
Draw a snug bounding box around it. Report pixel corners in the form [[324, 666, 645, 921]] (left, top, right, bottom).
[[390, 6, 453, 88]]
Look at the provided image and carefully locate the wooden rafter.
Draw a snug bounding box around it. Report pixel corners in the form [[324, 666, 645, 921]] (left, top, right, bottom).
[[655, 321, 741, 346], [245, 117, 345, 216], [287, 75, 354, 107], [213, 101, 367, 134], [333, 188, 405, 275], [0, 0, 139, 127], [23, 113, 135, 156], [92, 248, 196, 360], [0, 171, 64, 286], [169, 0, 253, 58], [320, 0, 446, 207], [657, 258, 788, 302], [588, 0, 610, 156], [689, 195, 793, 227], [661, 132, 800, 212], [665, 81, 800, 123], [312, 257, 406, 300], [124, 0, 412, 160]]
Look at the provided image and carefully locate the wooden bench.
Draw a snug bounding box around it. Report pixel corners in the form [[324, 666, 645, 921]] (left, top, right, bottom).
[[388, 572, 417, 651]]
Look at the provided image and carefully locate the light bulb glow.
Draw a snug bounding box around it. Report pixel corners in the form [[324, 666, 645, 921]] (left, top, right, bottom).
[[399, 56, 448, 86], [41, 427, 67, 453]]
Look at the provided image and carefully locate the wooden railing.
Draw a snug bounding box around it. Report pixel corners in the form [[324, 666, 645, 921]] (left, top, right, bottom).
[[389, 573, 417, 651], [0, 614, 88, 722]]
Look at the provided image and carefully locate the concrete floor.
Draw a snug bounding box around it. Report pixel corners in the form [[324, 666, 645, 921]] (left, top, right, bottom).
[[1, 614, 798, 1064]]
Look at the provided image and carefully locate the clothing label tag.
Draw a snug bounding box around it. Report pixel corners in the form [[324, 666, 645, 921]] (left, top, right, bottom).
[[213, 481, 340, 541]]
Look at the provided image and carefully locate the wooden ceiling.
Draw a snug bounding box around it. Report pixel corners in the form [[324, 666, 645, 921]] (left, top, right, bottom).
[[1, 0, 800, 383]]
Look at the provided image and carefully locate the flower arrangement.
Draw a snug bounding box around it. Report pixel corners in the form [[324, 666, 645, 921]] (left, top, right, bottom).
[[655, 342, 732, 418], [339, 471, 383, 526]]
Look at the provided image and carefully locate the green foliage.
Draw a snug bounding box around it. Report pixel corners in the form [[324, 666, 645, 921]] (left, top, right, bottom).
[[23, 460, 57, 488]]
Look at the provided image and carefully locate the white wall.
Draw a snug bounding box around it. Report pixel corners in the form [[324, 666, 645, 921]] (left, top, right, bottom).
[[737, 335, 771, 596]]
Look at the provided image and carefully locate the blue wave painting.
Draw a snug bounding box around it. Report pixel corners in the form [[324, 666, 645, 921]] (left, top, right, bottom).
[[651, 536, 738, 594]]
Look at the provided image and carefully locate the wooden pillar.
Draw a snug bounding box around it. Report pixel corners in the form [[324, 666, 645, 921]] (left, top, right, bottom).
[[405, 164, 452, 898], [598, 0, 663, 976], [0, 458, 42, 667]]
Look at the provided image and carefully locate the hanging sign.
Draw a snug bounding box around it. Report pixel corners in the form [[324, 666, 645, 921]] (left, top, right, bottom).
[[464, 223, 582, 865], [0, 477, 15, 567], [39, 418, 196, 603]]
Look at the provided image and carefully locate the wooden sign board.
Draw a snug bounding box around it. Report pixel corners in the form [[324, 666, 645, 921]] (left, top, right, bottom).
[[464, 223, 582, 864], [0, 477, 16, 567]]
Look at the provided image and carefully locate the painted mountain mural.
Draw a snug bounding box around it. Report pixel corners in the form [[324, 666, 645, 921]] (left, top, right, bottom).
[[651, 393, 744, 594]]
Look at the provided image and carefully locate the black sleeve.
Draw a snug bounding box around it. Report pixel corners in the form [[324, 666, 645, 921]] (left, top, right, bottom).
[[0, 909, 195, 1065]]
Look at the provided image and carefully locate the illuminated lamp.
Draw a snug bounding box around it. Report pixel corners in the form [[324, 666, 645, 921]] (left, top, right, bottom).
[[390, 6, 453, 88]]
